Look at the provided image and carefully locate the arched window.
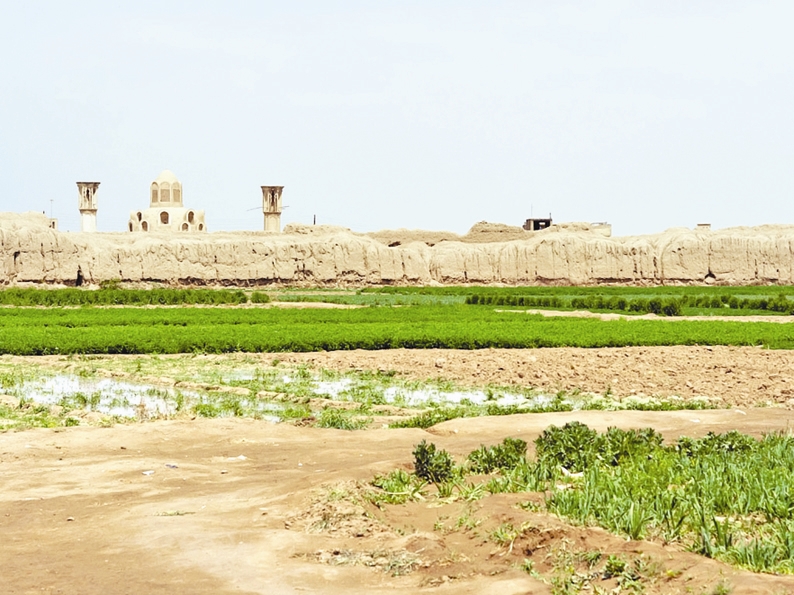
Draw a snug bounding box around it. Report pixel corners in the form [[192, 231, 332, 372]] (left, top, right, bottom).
[[173, 183, 182, 204], [160, 182, 171, 203], [137, 212, 142, 221], [181, 223, 188, 231], [160, 211, 169, 225], [129, 222, 133, 232], [150, 183, 158, 203], [188, 211, 194, 223], [198, 223, 204, 231], [142, 221, 149, 231]]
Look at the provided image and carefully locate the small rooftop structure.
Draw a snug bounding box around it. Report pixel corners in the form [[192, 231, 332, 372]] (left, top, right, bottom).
[[523, 216, 552, 232], [128, 170, 206, 232]]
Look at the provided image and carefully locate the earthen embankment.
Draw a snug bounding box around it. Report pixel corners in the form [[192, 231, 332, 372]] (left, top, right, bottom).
[[3, 212, 794, 286]]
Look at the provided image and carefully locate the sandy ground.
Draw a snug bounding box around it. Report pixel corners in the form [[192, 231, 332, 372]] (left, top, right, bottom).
[[4, 348, 794, 594]]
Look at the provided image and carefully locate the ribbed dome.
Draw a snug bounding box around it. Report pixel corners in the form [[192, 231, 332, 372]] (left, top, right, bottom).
[[154, 170, 180, 184]]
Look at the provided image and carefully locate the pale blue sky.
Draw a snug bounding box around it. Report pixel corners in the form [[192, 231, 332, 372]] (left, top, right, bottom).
[[0, 1, 792, 235]]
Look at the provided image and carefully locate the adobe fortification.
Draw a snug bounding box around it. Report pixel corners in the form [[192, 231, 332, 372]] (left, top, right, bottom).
[[2, 212, 794, 286]]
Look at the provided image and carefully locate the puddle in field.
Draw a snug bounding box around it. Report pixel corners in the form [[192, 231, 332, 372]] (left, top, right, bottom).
[[10, 375, 282, 421], [310, 378, 546, 408], [13, 376, 199, 418], [9, 371, 550, 421]]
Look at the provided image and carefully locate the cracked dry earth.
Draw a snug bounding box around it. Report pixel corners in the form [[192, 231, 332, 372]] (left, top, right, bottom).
[[3, 346, 794, 595]]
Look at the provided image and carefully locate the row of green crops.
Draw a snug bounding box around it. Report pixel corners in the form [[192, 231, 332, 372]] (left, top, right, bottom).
[[466, 293, 794, 316], [0, 287, 269, 306], [372, 425, 794, 574], [364, 285, 794, 297], [1, 305, 794, 354]]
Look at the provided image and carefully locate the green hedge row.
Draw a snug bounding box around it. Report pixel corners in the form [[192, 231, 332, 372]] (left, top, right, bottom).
[[466, 293, 794, 316], [0, 288, 269, 306]]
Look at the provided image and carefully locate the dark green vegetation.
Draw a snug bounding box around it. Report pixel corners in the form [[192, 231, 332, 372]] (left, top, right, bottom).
[[370, 424, 794, 574], [363, 285, 794, 298], [1, 305, 794, 354], [261, 285, 794, 314], [1, 302, 794, 355], [466, 292, 794, 317], [0, 285, 792, 355], [0, 286, 267, 306]]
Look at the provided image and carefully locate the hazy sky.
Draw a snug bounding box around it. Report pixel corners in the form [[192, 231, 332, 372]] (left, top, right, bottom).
[[1, 1, 792, 235]]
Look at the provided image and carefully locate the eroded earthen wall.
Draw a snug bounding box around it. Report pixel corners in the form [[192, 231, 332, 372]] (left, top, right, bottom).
[[2, 213, 794, 286]]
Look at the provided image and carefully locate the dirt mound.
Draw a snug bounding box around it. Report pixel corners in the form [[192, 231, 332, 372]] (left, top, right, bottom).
[[462, 221, 529, 243]]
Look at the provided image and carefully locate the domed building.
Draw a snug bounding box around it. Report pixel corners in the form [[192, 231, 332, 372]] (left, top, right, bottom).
[[128, 170, 207, 233]]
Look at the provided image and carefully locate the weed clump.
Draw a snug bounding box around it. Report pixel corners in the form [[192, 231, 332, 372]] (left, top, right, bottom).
[[413, 440, 454, 484], [467, 437, 527, 474], [316, 408, 370, 431]]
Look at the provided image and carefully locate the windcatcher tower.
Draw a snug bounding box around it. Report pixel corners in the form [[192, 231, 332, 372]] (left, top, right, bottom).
[[261, 186, 283, 232], [77, 182, 100, 232]]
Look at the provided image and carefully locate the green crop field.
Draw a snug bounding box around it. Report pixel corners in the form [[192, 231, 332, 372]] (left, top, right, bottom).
[[0, 286, 792, 355], [0, 301, 793, 354]]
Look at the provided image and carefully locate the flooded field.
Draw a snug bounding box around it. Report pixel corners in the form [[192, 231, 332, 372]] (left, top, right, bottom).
[[1, 364, 555, 429], [0, 353, 717, 432]]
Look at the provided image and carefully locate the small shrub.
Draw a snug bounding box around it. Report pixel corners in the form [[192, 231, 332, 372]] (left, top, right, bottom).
[[535, 421, 599, 473], [467, 437, 527, 474], [413, 440, 454, 484]]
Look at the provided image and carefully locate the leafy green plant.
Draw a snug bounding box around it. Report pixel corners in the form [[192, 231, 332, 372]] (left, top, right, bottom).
[[535, 421, 599, 472], [368, 469, 426, 505], [603, 555, 627, 578], [413, 440, 455, 484], [467, 437, 527, 473]]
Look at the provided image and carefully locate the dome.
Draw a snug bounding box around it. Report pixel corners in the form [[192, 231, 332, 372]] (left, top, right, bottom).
[[154, 170, 180, 184]]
